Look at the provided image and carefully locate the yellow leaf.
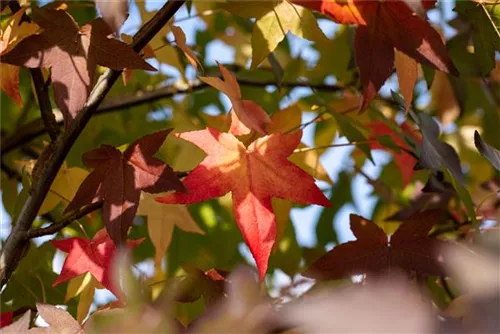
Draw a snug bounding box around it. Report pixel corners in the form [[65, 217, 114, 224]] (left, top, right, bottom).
[[39, 163, 88, 215], [138, 193, 204, 265], [65, 273, 101, 324], [251, 1, 328, 68], [1, 6, 39, 54]]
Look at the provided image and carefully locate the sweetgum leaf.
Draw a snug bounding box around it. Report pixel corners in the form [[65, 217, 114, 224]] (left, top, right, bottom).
[[66, 129, 184, 245], [295, 0, 458, 110], [304, 210, 450, 280], [157, 128, 330, 279], [0, 8, 156, 127], [51, 229, 143, 297]]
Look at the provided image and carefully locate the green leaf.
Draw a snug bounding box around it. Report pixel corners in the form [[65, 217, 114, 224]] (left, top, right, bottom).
[[251, 0, 328, 68], [455, 2, 500, 76]]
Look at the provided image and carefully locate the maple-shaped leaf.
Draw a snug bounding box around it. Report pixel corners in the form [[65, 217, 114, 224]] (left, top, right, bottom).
[[137, 193, 204, 265], [366, 121, 420, 186], [0, 8, 156, 127], [29, 303, 82, 334], [51, 229, 144, 297], [199, 62, 271, 135], [0, 6, 39, 107], [156, 128, 330, 279], [65, 129, 185, 245], [304, 210, 450, 280], [295, 0, 457, 109]]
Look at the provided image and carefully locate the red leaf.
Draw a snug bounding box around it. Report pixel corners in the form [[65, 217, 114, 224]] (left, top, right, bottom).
[[303, 210, 449, 280], [0, 8, 156, 127], [156, 128, 330, 279], [366, 121, 421, 186], [66, 129, 184, 245], [51, 229, 143, 297], [0, 312, 13, 328], [295, 0, 457, 110]]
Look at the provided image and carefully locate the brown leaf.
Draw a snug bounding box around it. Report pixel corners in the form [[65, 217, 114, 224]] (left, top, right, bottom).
[[304, 210, 450, 280], [96, 0, 129, 34], [66, 129, 184, 245], [1, 8, 156, 127]]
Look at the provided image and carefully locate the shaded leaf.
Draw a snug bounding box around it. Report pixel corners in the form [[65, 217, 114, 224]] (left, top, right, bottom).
[[474, 130, 500, 171], [1, 8, 156, 127], [66, 129, 184, 245], [304, 210, 450, 280]]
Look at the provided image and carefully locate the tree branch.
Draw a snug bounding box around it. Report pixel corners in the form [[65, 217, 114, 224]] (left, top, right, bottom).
[[0, 0, 186, 288], [0, 79, 346, 155], [26, 202, 103, 239], [8, 1, 60, 141]]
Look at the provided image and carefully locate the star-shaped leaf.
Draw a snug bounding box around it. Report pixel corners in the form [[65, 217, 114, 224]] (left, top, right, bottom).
[[137, 193, 204, 265], [51, 229, 144, 297], [66, 129, 185, 245], [156, 128, 330, 279], [304, 210, 450, 280], [295, 0, 458, 109], [1, 7, 156, 127]]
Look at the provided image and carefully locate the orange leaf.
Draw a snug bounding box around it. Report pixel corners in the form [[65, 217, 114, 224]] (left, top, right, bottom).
[[395, 49, 418, 113], [199, 62, 271, 135], [156, 128, 330, 279]]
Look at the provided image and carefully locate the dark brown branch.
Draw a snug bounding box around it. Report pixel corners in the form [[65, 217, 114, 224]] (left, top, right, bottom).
[[0, 0, 186, 288], [26, 202, 103, 238], [0, 79, 345, 155], [8, 1, 59, 141]]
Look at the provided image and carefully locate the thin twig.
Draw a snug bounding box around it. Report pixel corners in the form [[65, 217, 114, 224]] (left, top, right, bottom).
[[26, 202, 103, 238], [0, 0, 187, 288]]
